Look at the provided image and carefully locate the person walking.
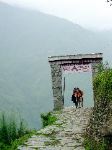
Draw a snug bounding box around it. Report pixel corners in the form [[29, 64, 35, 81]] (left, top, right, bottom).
[[71, 88, 78, 108], [76, 88, 83, 108]]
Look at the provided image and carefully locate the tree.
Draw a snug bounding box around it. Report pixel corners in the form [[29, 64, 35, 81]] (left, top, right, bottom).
[[107, 0, 112, 6]]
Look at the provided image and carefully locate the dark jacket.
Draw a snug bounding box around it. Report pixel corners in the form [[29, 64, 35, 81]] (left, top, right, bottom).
[[72, 95, 77, 104]]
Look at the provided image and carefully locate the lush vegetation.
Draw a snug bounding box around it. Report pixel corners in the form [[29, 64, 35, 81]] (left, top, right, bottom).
[[0, 113, 33, 150], [41, 112, 57, 127], [84, 137, 106, 150], [93, 63, 112, 102], [84, 63, 112, 150]]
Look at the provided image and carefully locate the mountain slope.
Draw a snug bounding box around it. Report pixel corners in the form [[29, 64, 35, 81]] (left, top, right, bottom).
[[0, 2, 112, 128]]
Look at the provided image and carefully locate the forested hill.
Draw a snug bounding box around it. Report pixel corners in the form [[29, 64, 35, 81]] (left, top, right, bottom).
[[0, 2, 112, 128]]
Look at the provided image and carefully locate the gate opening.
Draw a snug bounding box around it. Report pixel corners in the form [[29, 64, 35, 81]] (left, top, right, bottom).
[[62, 72, 94, 107]]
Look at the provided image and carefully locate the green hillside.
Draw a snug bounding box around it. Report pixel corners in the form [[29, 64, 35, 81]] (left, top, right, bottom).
[[0, 2, 112, 128]]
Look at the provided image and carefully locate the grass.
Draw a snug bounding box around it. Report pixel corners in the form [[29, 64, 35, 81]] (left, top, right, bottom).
[[41, 112, 57, 127], [0, 113, 35, 150], [83, 136, 106, 150]]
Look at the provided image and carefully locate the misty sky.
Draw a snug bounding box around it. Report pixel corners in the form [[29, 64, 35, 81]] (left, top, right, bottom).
[[1, 0, 112, 30]]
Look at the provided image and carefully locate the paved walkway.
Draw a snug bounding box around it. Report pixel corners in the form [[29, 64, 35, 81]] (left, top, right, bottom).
[[18, 107, 92, 150]]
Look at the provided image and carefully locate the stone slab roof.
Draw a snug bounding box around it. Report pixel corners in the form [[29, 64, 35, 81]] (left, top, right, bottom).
[[48, 53, 103, 62]]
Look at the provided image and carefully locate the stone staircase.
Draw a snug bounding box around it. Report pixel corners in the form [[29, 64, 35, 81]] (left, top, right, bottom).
[[18, 107, 92, 150]]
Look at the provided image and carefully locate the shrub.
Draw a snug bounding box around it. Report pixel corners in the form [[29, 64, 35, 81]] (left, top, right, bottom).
[[41, 112, 57, 127], [93, 68, 112, 102], [84, 137, 106, 150], [0, 113, 29, 149], [85, 63, 112, 150]]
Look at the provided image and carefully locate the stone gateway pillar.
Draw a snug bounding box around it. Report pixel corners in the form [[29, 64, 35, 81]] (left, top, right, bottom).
[[48, 53, 103, 110], [50, 62, 63, 110]]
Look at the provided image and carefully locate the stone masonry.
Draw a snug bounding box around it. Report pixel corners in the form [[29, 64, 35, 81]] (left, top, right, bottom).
[[48, 53, 103, 110], [50, 62, 63, 110], [18, 107, 92, 150]]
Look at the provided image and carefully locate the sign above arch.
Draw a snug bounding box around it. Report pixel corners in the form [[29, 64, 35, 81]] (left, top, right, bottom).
[[62, 64, 92, 73], [48, 53, 103, 110]]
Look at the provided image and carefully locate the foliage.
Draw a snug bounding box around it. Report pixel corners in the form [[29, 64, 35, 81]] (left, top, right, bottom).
[[93, 65, 112, 102], [0, 113, 32, 150], [85, 63, 112, 150], [84, 137, 106, 150], [41, 112, 57, 127], [107, 0, 112, 6], [7, 131, 36, 150]]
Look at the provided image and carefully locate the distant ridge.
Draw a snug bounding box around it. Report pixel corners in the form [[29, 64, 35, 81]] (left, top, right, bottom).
[[0, 2, 112, 129]]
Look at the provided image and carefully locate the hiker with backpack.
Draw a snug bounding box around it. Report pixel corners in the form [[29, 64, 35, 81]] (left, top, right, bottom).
[[76, 88, 83, 108], [71, 87, 83, 108], [71, 87, 78, 108]]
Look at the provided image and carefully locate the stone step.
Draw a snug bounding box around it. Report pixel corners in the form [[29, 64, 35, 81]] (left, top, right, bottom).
[[18, 107, 92, 150]]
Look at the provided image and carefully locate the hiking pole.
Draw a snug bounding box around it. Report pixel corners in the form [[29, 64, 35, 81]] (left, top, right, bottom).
[[62, 76, 65, 105]]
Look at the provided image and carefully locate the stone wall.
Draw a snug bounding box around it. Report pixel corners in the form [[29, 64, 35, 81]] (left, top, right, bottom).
[[50, 62, 63, 110], [87, 93, 112, 149], [87, 99, 112, 138]]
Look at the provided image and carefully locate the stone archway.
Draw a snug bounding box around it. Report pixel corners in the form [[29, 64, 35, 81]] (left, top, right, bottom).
[[48, 53, 103, 110]]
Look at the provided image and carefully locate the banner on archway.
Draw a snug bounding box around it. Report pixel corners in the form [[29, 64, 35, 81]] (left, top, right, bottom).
[[62, 64, 92, 73]]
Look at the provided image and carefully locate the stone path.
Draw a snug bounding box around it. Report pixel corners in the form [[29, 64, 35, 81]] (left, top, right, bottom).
[[18, 107, 92, 150]]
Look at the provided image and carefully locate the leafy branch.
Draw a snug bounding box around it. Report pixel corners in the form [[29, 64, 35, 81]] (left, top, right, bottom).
[[107, 0, 112, 6]]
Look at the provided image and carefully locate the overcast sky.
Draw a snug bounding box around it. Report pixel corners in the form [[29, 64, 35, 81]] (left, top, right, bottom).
[[1, 0, 112, 30]]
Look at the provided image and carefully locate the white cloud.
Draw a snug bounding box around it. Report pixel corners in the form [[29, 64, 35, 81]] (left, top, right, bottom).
[[1, 0, 112, 30]]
